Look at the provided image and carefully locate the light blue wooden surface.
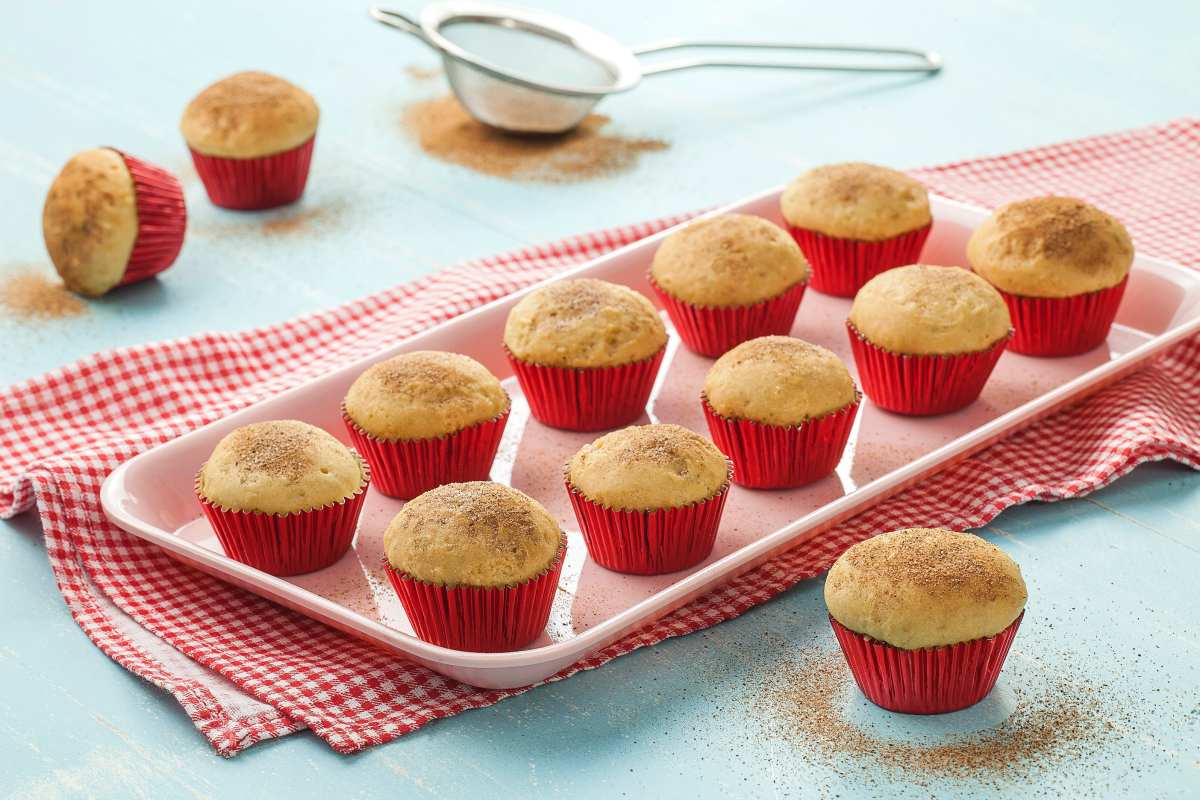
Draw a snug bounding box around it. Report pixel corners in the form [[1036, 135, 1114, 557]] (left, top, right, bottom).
[[2, 0, 1198, 797]]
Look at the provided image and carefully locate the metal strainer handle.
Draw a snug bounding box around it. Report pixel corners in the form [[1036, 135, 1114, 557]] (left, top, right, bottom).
[[632, 39, 942, 76]]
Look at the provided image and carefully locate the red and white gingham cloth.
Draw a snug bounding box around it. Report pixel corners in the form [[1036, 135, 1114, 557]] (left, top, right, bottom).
[[3, 120, 1199, 756]]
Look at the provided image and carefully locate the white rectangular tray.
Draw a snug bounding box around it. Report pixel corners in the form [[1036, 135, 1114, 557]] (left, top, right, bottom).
[[101, 190, 1200, 689]]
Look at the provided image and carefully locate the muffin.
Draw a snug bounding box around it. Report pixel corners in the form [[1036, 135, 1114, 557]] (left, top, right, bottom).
[[42, 148, 186, 297], [781, 163, 932, 297], [649, 214, 809, 357], [565, 423, 731, 574], [180, 71, 319, 209], [342, 351, 510, 499], [825, 527, 1027, 713], [196, 420, 369, 576], [383, 481, 566, 651], [847, 264, 1012, 415], [702, 336, 859, 489], [503, 278, 667, 430], [967, 196, 1134, 357]]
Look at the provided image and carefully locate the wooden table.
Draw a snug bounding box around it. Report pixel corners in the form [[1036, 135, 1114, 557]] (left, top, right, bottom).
[[2, 0, 1197, 796]]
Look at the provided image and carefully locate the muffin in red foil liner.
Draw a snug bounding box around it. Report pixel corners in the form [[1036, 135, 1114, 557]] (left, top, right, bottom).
[[195, 455, 369, 577], [787, 223, 931, 298], [112, 150, 187, 285], [189, 136, 315, 211], [701, 394, 859, 489], [997, 277, 1127, 357], [385, 537, 566, 652], [565, 477, 730, 575], [342, 402, 509, 500], [505, 345, 665, 432], [847, 322, 1011, 416], [830, 612, 1024, 714], [649, 277, 807, 358]]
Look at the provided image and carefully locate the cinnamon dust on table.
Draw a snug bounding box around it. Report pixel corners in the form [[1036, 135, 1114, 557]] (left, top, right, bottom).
[[401, 94, 669, 183], [0, 267, 86, 320], [404, 64, 441, 81], [757, 648, 1130, 788]]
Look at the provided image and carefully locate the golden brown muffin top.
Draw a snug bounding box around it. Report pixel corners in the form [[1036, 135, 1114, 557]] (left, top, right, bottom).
[[344, 351, 509, 440], [849, 264, 1011, 355], [824, 527, 1027, 649], [567, 423, 730, 511], [180, 71, 319, 158], [704, 336, 857, 426], [384, 481, 563, 587], [503, 278, 667, 368], [198, 420, 365, 515], [780, 162, 931, 240], [649, 214, 809, 307], [967, 196, 1134, 298], [41, 148, 138, 297]]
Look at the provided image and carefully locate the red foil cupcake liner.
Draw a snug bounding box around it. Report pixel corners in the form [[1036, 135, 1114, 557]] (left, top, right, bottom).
[[830, 613, 1024, 714], [195, 456, 369, 577], [787, 223, 932, 298], [701, 394, 859, 489], [385, 538, 566, 652], [112, 150, 187, 286], [847, 322, 1011, 416], [189, 136, 315, 210], [505, 346, 665, 432], [649, 277, 807, 358], [565, 477, 730, 575], [998, 277, 1127, 357], [341, 402, 510, 500]]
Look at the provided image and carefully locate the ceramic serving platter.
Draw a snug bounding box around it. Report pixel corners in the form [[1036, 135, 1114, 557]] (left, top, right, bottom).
[[100, 190, 1200, 689]]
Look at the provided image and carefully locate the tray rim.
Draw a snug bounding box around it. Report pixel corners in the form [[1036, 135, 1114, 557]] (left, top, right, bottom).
[[100, 189, 1200, 678]]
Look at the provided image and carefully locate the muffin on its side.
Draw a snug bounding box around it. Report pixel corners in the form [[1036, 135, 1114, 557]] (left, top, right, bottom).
[[181, 71, 319, 209], [565, 423, 731, 574], [503, 278, 667, 431], [967, 196, 1134, 356], [342, 351, 510, 499], [196, 420, 369, 576], [649, 213, 809, 357], [825, 527, 1027, 713], [42, 148, 186, 296], [847, 264, 1011, 415], [383, 481, 566, 652], [702, 336, 859, 489], [781, 163, 932, 297]]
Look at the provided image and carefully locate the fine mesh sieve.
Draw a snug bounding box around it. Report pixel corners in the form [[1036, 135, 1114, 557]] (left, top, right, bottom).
[[369, 2, 943, 134]]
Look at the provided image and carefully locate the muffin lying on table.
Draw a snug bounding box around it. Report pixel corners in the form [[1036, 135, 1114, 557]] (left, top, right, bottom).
[[847, 264, 1012, 415], [967, 196, 1134, 357], [43, 147, 186, 297], [781, 162, 932, 297], [503, 278, 667, 431], [383, 481, 566, 652], [649, 213, 809, 357], [342, 351, 510, 500], [825, 527, 1027, 714], [565, 423, 731, 575], [196, 420, 369, 576], [702, 336, 859, 489]]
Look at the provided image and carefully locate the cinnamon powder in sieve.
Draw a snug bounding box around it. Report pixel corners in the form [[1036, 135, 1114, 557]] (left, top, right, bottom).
[[1, 267, 86, 320], [402, 95, 668, 183]]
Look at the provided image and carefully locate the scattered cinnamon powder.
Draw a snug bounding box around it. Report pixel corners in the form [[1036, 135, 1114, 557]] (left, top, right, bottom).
[[401, 95, 668, 183], [0, 268, 87, 320], [758, 648, 1128, 785], [260, 204, 341, 237], [405, 65, 441, 81]]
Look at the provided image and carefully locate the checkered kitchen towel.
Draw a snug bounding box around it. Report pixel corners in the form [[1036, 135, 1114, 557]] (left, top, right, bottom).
[[3, 119, 1199, 755]]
